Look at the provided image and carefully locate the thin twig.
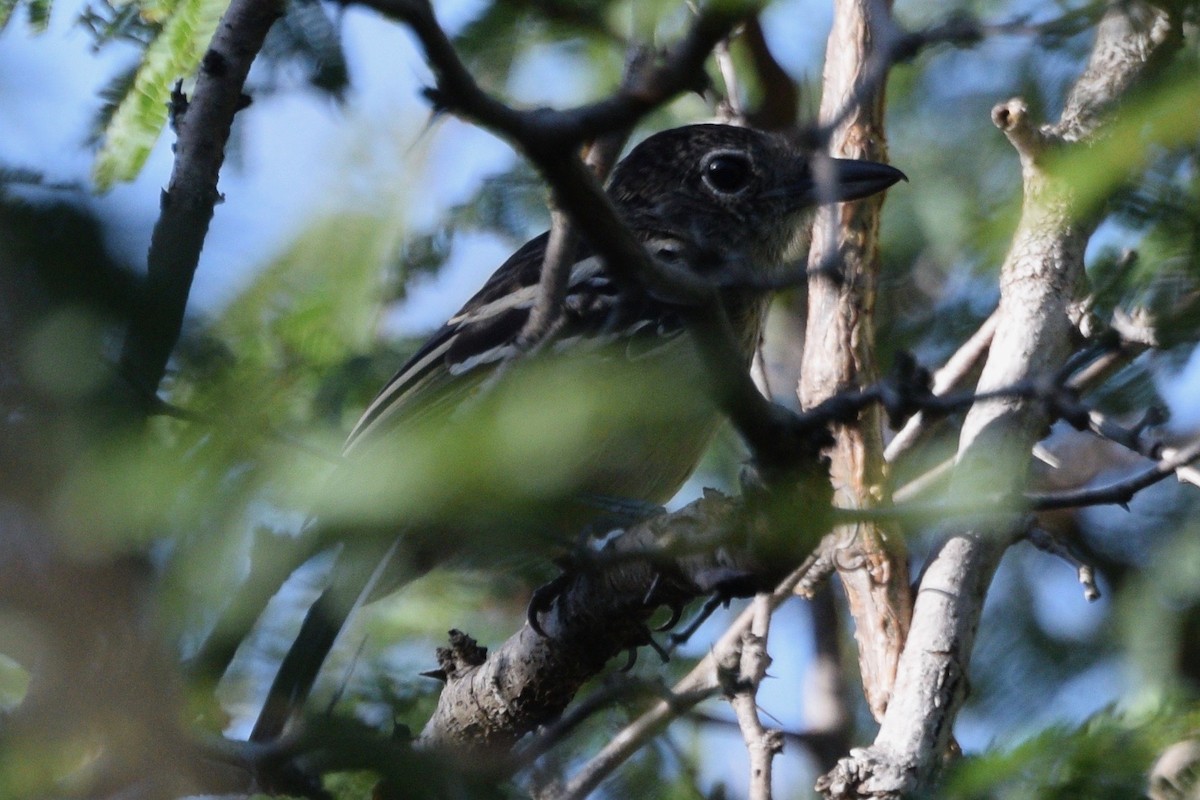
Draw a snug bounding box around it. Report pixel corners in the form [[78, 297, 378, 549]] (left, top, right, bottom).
[[1027, 435, 1200, 510], [515, 46, 649, 352], [1025, 527, 1101, 601], [891, 304, 1159, 499], [726, 594, 782, 800], [885, 310, 999, 462], [713, 31, 746, 122], [554, 556, 818, 800], [517, 202, 578, 350], [512, 679, 663, 769]]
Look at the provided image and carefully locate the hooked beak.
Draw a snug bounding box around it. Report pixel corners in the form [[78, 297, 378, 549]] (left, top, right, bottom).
[[811, 158, 907, 205]]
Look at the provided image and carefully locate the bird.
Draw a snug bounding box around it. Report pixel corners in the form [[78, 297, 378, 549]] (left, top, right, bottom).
[[245, 123, 905, 743]]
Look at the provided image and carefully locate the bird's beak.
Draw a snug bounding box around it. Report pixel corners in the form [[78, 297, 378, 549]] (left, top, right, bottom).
[[809, 158, 907, 205]]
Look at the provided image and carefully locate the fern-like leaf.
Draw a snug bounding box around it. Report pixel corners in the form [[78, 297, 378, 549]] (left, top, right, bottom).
[[92, 0, 230, 191]]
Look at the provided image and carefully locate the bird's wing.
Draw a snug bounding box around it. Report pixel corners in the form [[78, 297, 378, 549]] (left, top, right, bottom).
[[344, 232, 690, 452]]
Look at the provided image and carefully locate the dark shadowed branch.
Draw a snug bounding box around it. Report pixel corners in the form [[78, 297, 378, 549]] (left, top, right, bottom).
[[516, 49, 649, 352], [411, 493, 787, 753], [118, 0, 283, 407]]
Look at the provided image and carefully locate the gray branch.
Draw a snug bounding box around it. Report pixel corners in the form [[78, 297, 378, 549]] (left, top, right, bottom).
[[416, 492, 773, 755], [817, 2, 1182, 797]]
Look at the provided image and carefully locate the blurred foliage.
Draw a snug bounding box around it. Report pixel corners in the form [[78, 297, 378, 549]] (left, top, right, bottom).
[[259, 0, 350, 97], [8, 0, 353, 189], [92, 0, 231, 190], [942, 704, 1200, 800], [0, 0, 51, 32], [2, 0, 1200, 798]]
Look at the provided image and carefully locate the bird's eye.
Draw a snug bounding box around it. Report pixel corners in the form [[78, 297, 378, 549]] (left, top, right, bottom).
[[701, 152, 753, 195]]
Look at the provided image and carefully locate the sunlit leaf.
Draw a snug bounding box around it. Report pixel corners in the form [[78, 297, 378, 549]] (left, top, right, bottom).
[[92, 0, 231, 190], [140, 0, 183, 24]]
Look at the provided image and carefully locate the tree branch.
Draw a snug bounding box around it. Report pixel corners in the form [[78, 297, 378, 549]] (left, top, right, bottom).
[[818, 2, 1182, 796], [799, 0, 911, 726], [414, 492, 779, 756], [884, 309, 999, 463], [118, 0, 283, 405], [1028, 435, 1200, 510], [724, 595, 783, 800], [554, 547, 828, 800], [516, 48, 648, 351]]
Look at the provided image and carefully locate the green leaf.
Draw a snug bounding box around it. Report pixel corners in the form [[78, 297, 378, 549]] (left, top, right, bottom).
[[92, 0, 231, 191], [0, 0, 55, 33], [0, 0, 17, 31], [140, 0, 184, 25], [25, 0, 50, 31]]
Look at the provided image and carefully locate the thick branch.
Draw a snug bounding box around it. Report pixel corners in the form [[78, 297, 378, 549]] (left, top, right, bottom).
[[416, 492, 778, 755], [555, 547, 827, 800], [819, 3, 1182, 796], [118, 0, 282, 404], [800, 0, 911, 725]]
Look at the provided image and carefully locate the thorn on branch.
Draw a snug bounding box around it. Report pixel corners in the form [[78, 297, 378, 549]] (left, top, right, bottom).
[[432, 629, 488, 682], [168, 80, 189, 132]]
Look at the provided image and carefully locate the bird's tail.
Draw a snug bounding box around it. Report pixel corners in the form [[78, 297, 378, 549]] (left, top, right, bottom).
[[249, 536, 404, 743]]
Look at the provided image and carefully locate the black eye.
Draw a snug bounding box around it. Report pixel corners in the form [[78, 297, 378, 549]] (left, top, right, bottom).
[[701, 153, 753, 195]]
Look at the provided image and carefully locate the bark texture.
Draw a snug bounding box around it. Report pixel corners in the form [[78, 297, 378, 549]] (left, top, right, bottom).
[[119, 0, 283, 402], [800, 0, 912, 723], [817, 3, 1180, 797]]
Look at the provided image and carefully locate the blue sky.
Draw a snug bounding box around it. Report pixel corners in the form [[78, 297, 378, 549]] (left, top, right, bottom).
[[0, 0, 517, 319]]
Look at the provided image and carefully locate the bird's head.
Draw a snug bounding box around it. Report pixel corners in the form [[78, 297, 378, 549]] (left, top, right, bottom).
[[606, 124, 905, 285]]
